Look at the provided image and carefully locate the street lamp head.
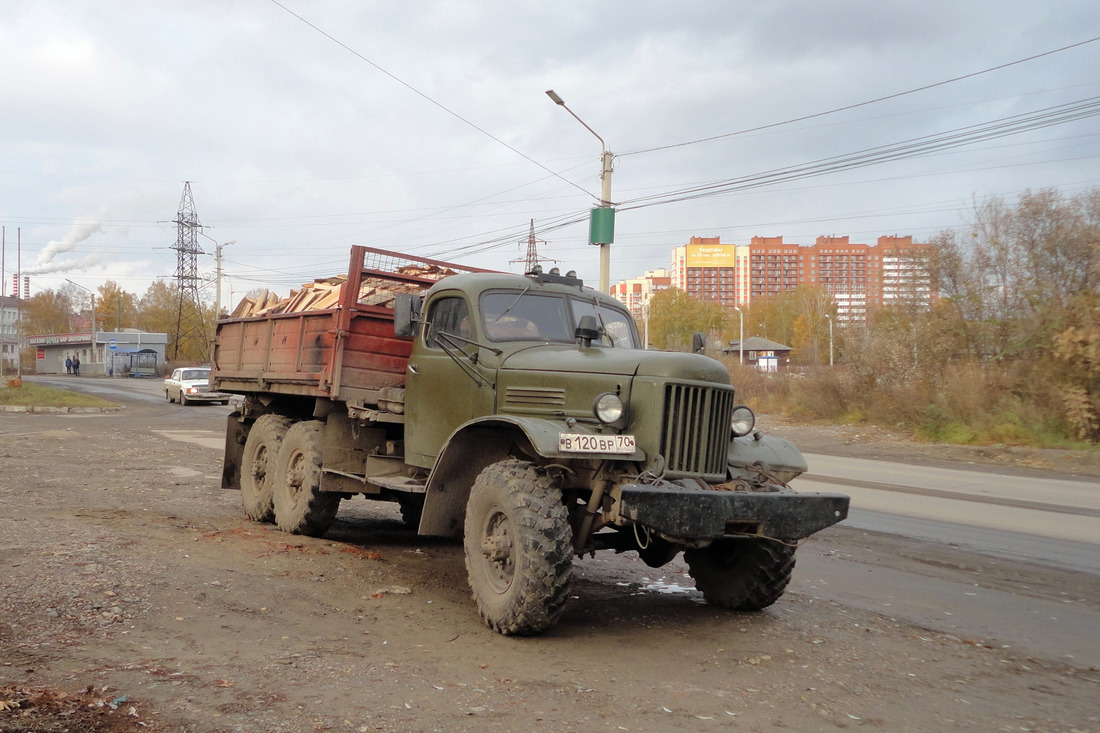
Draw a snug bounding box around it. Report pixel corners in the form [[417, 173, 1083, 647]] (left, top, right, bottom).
[[545, 89, 565, 105], [224, 240, 236, 247]]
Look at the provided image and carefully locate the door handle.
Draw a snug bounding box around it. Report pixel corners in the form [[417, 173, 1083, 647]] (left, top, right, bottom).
[[408, 363, 419, 375]]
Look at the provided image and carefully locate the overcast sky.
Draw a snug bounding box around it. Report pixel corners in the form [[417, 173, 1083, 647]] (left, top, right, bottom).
[[2, 1, 1099, 306]]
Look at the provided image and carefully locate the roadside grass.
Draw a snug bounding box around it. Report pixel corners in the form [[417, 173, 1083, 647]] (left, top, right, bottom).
[[0, 382, 119, 409]]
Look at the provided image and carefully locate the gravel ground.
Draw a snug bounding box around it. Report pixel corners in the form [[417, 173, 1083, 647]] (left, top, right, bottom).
[[1, 405, 1098, 732]]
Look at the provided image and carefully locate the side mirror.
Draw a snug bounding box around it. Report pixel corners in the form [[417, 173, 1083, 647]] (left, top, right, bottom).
[[575, 315, 600, 346], [394, 294, 421, 338], [691, 332, 705, 354]]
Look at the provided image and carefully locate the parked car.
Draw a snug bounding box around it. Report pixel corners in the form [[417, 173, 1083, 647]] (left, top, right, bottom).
[[164, 367, 231, 405]]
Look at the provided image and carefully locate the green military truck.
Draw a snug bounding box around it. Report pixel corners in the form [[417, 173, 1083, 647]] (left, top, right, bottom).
[[213, 246, 848, 635]]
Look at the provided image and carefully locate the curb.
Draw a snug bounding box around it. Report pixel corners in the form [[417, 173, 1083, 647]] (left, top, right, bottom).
[[0, 405, 123, 414]]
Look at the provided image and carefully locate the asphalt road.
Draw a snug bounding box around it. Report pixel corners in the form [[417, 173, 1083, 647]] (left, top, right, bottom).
[[794, 451, 1100, 668]]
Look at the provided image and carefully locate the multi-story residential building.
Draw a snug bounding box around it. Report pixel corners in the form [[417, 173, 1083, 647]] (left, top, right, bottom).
[[871, 235, 932, 309], [668, 236, 749, 308], [617, 234, 932, 325], [0, 294, 23, 371], [609, 268, 672, 321]]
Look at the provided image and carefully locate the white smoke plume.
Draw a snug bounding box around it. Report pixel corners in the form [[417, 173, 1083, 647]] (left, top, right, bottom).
[[24, 218, 103, 275]]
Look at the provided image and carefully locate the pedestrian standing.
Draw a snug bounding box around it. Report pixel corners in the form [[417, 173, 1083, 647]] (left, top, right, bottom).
[[73, 356, 80, 376], [65, 356, 72, 374]]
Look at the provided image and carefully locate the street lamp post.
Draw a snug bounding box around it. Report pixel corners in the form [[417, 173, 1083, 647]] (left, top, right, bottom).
[[546, 89, 614, 294], [825, 314, 834, 367], [65, 279, 96, 366], [733, 305, 744, 365]]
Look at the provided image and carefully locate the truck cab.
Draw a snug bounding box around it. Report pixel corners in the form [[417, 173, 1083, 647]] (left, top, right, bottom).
[[394, 266, 847, 634]]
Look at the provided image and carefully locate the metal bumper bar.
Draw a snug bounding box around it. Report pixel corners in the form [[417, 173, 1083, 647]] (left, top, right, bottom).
[[615, 485, 850, 540]]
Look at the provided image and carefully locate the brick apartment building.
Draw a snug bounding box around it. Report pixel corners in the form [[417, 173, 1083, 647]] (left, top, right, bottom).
[[615, 234, 932, 324]]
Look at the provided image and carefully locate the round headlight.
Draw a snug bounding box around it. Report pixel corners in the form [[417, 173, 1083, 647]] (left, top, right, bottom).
[[730, 405, 755, 437], [593, 392, 625, 425]]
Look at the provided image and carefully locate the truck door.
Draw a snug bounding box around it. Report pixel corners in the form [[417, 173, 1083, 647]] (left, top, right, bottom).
[[404, 294, 492, 468]]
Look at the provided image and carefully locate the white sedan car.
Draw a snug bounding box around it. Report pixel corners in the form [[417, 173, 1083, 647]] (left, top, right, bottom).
[[164, 367, 231, 405]]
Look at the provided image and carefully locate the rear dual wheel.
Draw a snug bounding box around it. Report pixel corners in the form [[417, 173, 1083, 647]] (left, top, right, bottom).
[[272, 420, 341, 537], [240, 414, 294, 522]]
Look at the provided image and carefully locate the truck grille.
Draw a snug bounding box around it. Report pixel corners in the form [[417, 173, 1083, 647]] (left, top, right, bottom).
[[660, 383, 734, 476]]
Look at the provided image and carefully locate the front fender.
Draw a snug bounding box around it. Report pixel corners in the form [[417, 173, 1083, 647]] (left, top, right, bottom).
[[728, 432, 807, 483], [417, 416, 644, 538]]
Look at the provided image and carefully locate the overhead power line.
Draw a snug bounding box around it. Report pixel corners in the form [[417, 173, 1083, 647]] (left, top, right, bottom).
[[614, 96, 1100, 212], [620, 35, 1100, 157], [267, 0, 598, 203]]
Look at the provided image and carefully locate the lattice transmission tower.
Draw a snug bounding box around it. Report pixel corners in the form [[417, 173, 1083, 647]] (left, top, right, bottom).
[[170, 181, 208, 360], [510, 219, 556, 273]]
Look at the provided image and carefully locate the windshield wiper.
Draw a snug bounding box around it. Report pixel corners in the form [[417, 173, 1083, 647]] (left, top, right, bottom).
[[493, 287, 531, 322]]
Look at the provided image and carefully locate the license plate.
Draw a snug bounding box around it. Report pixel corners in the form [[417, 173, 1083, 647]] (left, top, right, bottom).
[[558, 433, 636, 455]]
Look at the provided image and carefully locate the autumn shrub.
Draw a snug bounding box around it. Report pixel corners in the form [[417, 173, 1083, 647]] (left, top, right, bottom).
[[722, 355, 1092, 448], [786, 368, 849, 421], [725, 362, 788, 413]]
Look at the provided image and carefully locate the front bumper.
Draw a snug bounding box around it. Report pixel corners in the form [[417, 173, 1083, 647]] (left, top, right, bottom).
[[183, 391, 231, 402], [613, 484, 849, 541]]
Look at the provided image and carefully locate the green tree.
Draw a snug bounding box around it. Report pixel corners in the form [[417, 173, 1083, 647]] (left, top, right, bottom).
[[648, 288, 726, 351]]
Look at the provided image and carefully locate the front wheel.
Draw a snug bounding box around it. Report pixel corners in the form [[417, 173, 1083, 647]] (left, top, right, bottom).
[[463, 460, 573, 636], [179, 390, 189, 406], [684, 538, 796, 611], [272, 420, 340, 536]]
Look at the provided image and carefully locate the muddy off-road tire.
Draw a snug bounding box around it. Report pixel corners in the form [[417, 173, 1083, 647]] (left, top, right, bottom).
[[240, 414, 294, 523], [463, 460, 573, 636], [272, 420, 341, 537], [684, 538, 796, 611]]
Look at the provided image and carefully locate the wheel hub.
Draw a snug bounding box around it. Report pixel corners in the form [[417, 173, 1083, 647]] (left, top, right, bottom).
[[479, 510, 514, 590]]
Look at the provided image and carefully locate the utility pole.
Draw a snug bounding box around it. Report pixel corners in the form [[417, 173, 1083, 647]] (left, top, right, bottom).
[[215, 240, 235, 318], [734, 306, 744, 365]]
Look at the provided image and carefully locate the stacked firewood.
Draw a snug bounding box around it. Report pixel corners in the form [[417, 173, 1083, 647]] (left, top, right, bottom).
[[229, 277, 345, 318], [229, 264, 459, 318]]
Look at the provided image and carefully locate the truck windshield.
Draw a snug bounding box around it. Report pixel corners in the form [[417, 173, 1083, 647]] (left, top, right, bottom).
[[479, 291, 638, 348]]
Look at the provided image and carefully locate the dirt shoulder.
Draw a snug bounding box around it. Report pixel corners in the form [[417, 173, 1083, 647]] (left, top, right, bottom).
[[1, 406, 1098, 732]]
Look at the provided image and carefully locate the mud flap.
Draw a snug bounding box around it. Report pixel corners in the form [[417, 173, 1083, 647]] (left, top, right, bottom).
[[614, 485, 849, 540], [221, 411, 249, 490]]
